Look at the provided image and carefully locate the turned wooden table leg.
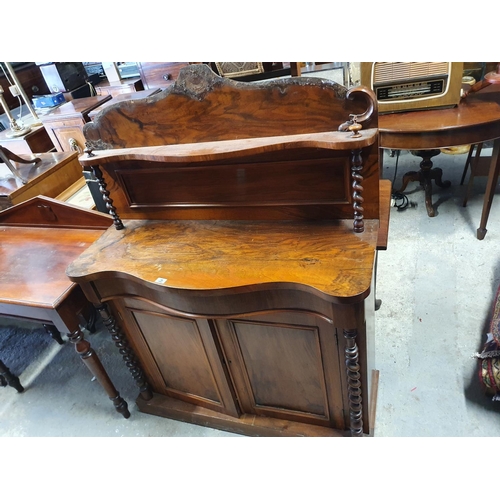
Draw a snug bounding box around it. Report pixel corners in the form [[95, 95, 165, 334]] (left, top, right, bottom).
[[398, 150, 451, 217], [477, 139, 500, 240], [67, 327, 130, 418], [0, 359, 24, 393], [95, 302, 153, 401]]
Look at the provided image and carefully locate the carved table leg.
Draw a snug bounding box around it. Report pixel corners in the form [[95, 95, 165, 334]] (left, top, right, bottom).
[[95, 302, 153, 401], [0, 359, 24, 393], [67, 327, 130, 418], [397, 150, 451, 217], [43, 324, 64, 345], [343, 328, 363, 436]]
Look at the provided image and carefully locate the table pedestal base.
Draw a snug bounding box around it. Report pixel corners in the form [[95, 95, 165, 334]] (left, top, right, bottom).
[[398, 149, 451, 217]]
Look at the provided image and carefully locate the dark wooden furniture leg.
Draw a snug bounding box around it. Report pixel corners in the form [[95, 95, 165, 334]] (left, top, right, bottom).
[[344, 328, 363, 436], [43, 323, 64, 345], [477, 139, 500, 240], [397, 149, 451, 217], [95, 302, 153, 401], [66, 327, 130, 418], [0, 359, 24, 393]]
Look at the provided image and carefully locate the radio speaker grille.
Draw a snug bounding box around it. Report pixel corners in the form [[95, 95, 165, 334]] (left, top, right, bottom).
[[374, 62, 449, 83]]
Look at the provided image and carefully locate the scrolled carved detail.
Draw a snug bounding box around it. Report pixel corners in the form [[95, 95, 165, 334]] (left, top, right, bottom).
[[338, 85, 377, 132], [351, 148, 364, 233], [90, 164, 124, 230], [95, 303, 153, 401], [343, 328, 363, 436]]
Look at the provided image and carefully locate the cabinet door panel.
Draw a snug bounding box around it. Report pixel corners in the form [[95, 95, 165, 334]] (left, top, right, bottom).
[[116, 299, 239, 417], [216, 312, 345, 428]]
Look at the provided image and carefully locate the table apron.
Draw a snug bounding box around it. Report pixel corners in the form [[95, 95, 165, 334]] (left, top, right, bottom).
[[380, 123, 500, 150]]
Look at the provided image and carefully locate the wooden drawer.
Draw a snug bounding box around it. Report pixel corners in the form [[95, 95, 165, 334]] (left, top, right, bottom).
[[137, 62, 189, 89], [43, 117, 87, 153], [95, 78, 145, 97], [40, 95, 111, 152]]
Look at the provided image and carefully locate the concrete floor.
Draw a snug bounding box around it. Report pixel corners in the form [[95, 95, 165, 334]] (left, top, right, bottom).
[[1, 147, 499, 438]]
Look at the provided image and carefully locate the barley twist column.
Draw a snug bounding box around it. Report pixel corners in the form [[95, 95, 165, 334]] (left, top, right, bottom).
[[343, 328, 363, 436], [95, 303, 153, 401], [351, 149, 364, 233]]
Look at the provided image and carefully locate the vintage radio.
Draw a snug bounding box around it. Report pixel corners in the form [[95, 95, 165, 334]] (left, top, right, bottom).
[[360, 62, 464, 113]]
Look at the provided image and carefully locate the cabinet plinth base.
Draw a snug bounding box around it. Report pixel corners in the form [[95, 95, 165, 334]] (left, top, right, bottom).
[[136, 393, 348, 437], [136, 370, 380, 437]]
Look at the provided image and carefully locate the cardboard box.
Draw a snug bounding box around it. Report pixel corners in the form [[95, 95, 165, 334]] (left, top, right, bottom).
[[32, 93, 65, 108]]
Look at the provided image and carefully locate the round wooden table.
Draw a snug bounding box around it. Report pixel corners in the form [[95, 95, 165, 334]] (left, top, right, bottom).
[[379, 89, 500, 239]]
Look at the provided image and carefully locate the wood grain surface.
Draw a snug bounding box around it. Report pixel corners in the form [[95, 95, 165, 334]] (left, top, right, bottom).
[[66, 219, 378, 301]]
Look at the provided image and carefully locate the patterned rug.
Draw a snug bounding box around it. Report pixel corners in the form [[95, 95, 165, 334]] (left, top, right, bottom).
[[475, 285, 500, 401], [0, 322, 55, 385]]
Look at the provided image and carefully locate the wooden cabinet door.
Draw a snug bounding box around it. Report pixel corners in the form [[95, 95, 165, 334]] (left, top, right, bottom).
[[215, 311, 346, 429], [114, 297, 239, 418]]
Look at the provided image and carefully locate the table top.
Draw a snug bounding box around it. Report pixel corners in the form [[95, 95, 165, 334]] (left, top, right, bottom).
[[88, 89, 162, 119], [0, 226, 105, 308], [0, 196, 112, 309], [39, 95, 112, 122], [67, 219, 379, 303], [379, 88, 500, 149], [0, 151, 77, 198]]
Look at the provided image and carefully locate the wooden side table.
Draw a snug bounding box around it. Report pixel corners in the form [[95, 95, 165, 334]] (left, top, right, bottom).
[[40, 95, 111, 153], [0, 125, 54, 156], [0, 196, 130, 417], [0, 151, 87, 210], [379, 89, 500, 238]]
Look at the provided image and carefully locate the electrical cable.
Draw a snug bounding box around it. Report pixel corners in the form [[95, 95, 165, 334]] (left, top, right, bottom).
[[390, 149, 417, 211]]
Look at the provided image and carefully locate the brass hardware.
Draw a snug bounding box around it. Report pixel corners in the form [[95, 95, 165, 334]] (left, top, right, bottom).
[[68, 138, 82, 153]]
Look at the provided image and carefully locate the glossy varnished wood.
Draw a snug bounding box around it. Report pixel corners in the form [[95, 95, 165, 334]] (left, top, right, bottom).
[[0, 196, 111, 308], [67, 219, 378, 302], [0, 125, 54, 156], [80, 130, 379, 222], [88, 89, 163, 120], [0, 196, 129, 416], [41, 96, 113, 122], [380, 95, 500, 149], [84, 64, 377, 150], [380, 89, 500, 237], [68, 65, 384, 435], [0, 151, 83, 209], [136, 62, 190, 89], [40, 95, 112, 153]]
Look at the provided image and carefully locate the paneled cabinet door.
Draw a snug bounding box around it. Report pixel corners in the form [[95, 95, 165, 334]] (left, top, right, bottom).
[[114, 297, 239, 418], [214, 311, 347, 430]]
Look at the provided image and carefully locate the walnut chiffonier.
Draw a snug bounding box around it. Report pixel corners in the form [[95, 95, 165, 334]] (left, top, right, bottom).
[[67, 64, 390, 437]]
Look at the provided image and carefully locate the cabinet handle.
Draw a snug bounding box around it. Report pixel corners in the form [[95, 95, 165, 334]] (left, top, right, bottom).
[[68, 137, 82, 153], [162, 74, 172, 81]]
